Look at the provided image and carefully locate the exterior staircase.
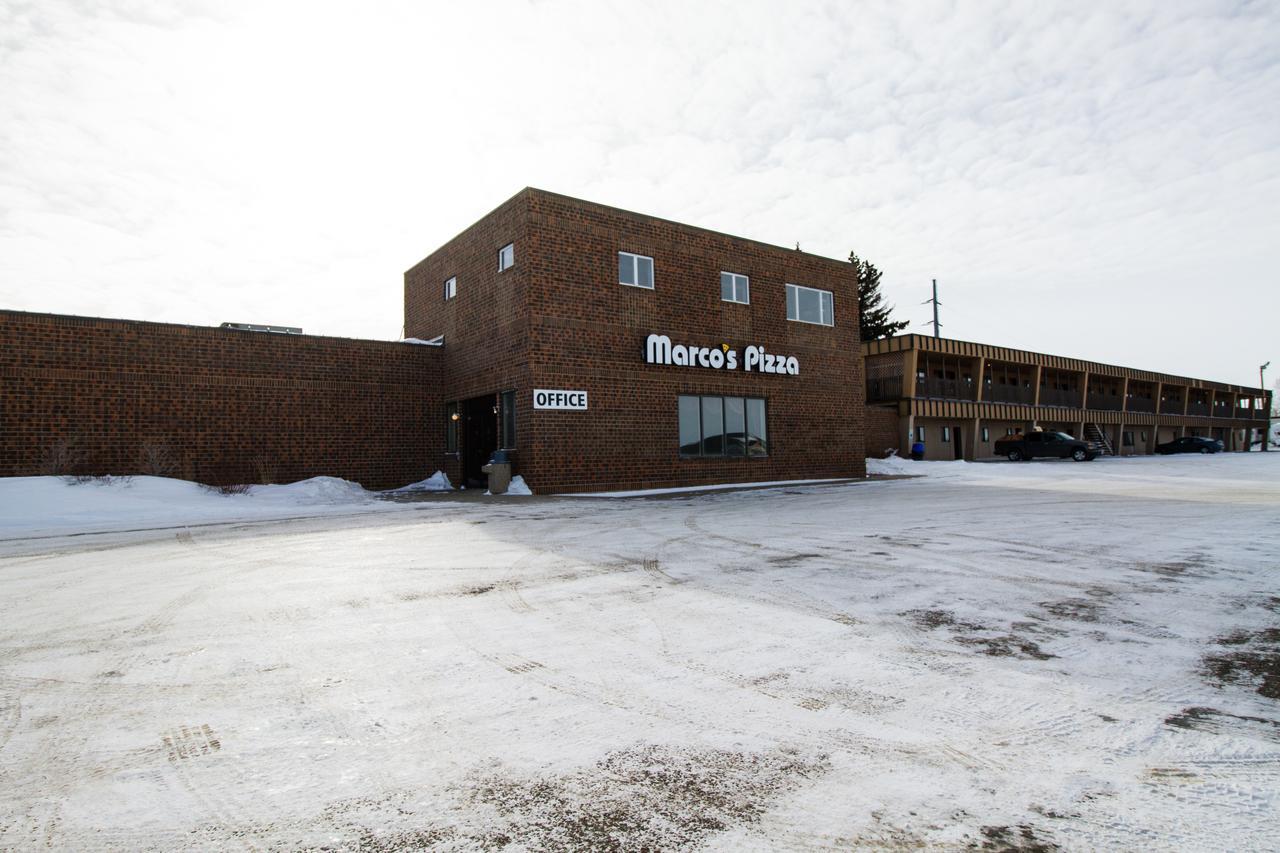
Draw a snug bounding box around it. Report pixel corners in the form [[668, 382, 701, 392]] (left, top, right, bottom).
[[1084, 423, 1114, 456]]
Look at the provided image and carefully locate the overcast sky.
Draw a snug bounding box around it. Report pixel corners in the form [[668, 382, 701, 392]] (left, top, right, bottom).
[[2, 0, 1277, 389]]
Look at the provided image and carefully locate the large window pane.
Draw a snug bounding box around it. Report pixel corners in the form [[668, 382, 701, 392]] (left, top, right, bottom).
[[638, 256, 653, 288], [821, 291, 833, 324], [798, 287, 821, 322], [724, 397, 746, 457], [720, 272, 734, 301], [786, 285, 798, 320], [701, 396, 724, 456], [619, 253, 633, 286], [746, 398, 768, 457], [678, 396, 701, 456]]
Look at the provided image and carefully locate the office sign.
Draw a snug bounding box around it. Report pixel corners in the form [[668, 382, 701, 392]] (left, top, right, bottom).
[[533, 389, 588, 410]]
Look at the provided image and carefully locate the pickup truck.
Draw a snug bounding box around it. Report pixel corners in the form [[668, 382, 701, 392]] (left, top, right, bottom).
[[994, 431, 1096, 462]]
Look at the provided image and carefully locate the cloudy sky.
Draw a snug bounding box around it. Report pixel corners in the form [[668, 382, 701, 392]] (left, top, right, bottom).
[[2, 0, 1277, 389]]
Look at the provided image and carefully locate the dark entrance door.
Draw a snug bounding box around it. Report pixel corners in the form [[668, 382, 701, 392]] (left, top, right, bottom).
[[462, 394, 498, 488], [953, 427, 963, 460]]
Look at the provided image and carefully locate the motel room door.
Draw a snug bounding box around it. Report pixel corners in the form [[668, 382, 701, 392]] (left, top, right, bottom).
[[462, 394, 498, 488]]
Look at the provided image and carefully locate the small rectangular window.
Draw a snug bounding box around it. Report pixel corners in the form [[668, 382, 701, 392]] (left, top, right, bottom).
[[500, 390, 516, 449], [619, 251, 654, 289], [915, 426, 925, 442], [678, 396, 701, 456], [981, 427, 990, 442], [942, 427, 951, 442], [445, 402, 458, 453], [785, 283, 834, 326], [444, 276, 457, 301], [498, 243, 514, 271], [720, 271, 749, 304], [1122, 431, 1134, 447]]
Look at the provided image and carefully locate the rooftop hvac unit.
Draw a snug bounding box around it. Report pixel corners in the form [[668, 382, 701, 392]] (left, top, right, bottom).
[[220, 322, 303, 335]]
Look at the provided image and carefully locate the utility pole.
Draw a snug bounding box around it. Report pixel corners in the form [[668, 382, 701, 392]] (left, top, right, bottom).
[[922, 279, 941, 338], [1262, 361, 1271, 452]]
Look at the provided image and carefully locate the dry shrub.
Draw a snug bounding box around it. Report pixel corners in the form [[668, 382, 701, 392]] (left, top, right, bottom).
[[137, 439, 179, 477], [42, 437, 86, 476]]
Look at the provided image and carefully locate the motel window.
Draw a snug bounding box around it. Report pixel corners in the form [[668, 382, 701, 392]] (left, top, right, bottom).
[[500, 390, 516, 449], [721, 271, 749, 304], [498, 243, 515, 271], [915, 426, 925, 442], [1140, 431, 1148, 443], [981, 427, 990, 442], [678, 395, 767, 458], [445, 402, 459, 453], [1122, 431, 1134, 447], [619, 251, 654, 289], [942, 427, 951, 442], [1006, 427, 1015, 435], [444, 276, 457, 301], [785, 284, 834, 326]]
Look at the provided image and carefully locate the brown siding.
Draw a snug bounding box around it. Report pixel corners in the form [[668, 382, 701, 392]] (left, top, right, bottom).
[[0, 311, 438, 490]]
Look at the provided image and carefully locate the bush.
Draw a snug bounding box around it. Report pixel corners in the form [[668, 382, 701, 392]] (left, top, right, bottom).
[[137, 439, 179, 477], [41, 437, 86, 476]]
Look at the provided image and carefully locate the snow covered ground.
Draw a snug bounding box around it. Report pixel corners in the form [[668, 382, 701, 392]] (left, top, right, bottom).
[[1, 454, 1278, 850]]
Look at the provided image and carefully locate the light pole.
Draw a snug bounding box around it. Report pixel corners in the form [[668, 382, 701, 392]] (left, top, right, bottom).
[[1262, 361, 1271, 452]]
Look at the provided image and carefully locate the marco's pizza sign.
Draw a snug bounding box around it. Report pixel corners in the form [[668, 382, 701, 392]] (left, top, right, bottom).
[[644, 333, 799, 376]]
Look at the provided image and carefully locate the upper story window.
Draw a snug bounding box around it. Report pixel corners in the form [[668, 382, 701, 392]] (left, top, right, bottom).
[[498, 243, 514, 272], [720, 271, 749, 304], [619, 251, 654, 289], [785, 283, 834, 326], [444, 276, 457, 301]]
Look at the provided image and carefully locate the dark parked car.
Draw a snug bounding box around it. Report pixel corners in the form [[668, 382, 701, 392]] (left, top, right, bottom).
[[994, 431, 1096, 462], [1155, 436, 1223, 455]]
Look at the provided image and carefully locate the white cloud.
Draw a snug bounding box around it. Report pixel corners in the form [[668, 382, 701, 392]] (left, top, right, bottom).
[[1, 0, 1277, 383]]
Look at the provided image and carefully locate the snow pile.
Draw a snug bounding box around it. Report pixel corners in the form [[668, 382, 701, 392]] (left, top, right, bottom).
[[866, 455, 968, 477], [506, 475, 533, 495], [391, 471, 454, 492], [0, 475, 391, 539], [248, 476, 374, 505]]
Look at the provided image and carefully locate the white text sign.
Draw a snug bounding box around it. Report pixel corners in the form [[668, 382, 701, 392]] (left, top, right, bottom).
[[533, 389, 588, 410]]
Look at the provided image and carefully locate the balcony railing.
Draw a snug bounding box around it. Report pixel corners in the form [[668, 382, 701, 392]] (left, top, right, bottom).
[[915, 378, 976, 400], [1126, 398, 1156, 413], [867, 375, 903, 402], [985, 385, 1035, 405], [1087, 393, 1124, 411], [1038, 388, 1083, 408], [1159, 400, 1184, 415], [1235, 407, 1257, 419], [1186, 403, 1209, 416]]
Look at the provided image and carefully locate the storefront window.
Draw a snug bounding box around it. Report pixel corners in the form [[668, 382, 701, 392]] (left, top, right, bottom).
[[679, 395, 767, 458]]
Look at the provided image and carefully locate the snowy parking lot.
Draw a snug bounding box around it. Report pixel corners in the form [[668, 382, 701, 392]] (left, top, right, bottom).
[[1, 454, 1278, 850]]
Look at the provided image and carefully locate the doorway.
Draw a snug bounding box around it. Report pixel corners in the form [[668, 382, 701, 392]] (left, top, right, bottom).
[[462, 394, 498, 488], [953, 426, 963, 460]]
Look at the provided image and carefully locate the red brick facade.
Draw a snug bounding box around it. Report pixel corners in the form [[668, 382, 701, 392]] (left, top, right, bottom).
[[406, 188, 865, 493], [0, 310, 438, 489]]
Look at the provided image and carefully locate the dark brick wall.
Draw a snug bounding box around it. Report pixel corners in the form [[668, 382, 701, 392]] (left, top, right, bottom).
[[0, 310, 439, 490], [865, 406, 903, 458], [405, 192, 532, 486], [405, 188, 865, 493]]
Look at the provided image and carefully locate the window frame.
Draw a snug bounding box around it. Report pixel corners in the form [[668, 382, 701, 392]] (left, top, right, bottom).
[[915, 426, 925, 442], [981, 427, 990, 442], [619, 251, 654, 290], [785, 283, 834, 326], [498, 242, 515, 272], [677, 394, 768, 459], [500, 389, 516, 450], [444, 276, 457, 301], [720, 271, 750, 305], [942, 426, 951, 443]]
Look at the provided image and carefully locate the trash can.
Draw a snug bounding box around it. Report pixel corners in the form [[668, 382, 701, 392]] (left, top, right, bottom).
[[910, 441, 925, 461], [480, 450, 512, 495]]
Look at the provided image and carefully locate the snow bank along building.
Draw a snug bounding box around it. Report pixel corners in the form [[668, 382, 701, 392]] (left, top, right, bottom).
[[0, 189, 864, 493], [863, 334, 1272, 460]]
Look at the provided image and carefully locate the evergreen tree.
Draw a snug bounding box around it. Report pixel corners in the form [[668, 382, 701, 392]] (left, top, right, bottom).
[[850, 251, 908, 341]]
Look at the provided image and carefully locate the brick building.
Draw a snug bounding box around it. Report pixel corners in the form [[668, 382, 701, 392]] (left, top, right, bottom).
[[405, 188, 865, 493], [1, 189, 865, 493], [864, 334, 1272, 460]]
